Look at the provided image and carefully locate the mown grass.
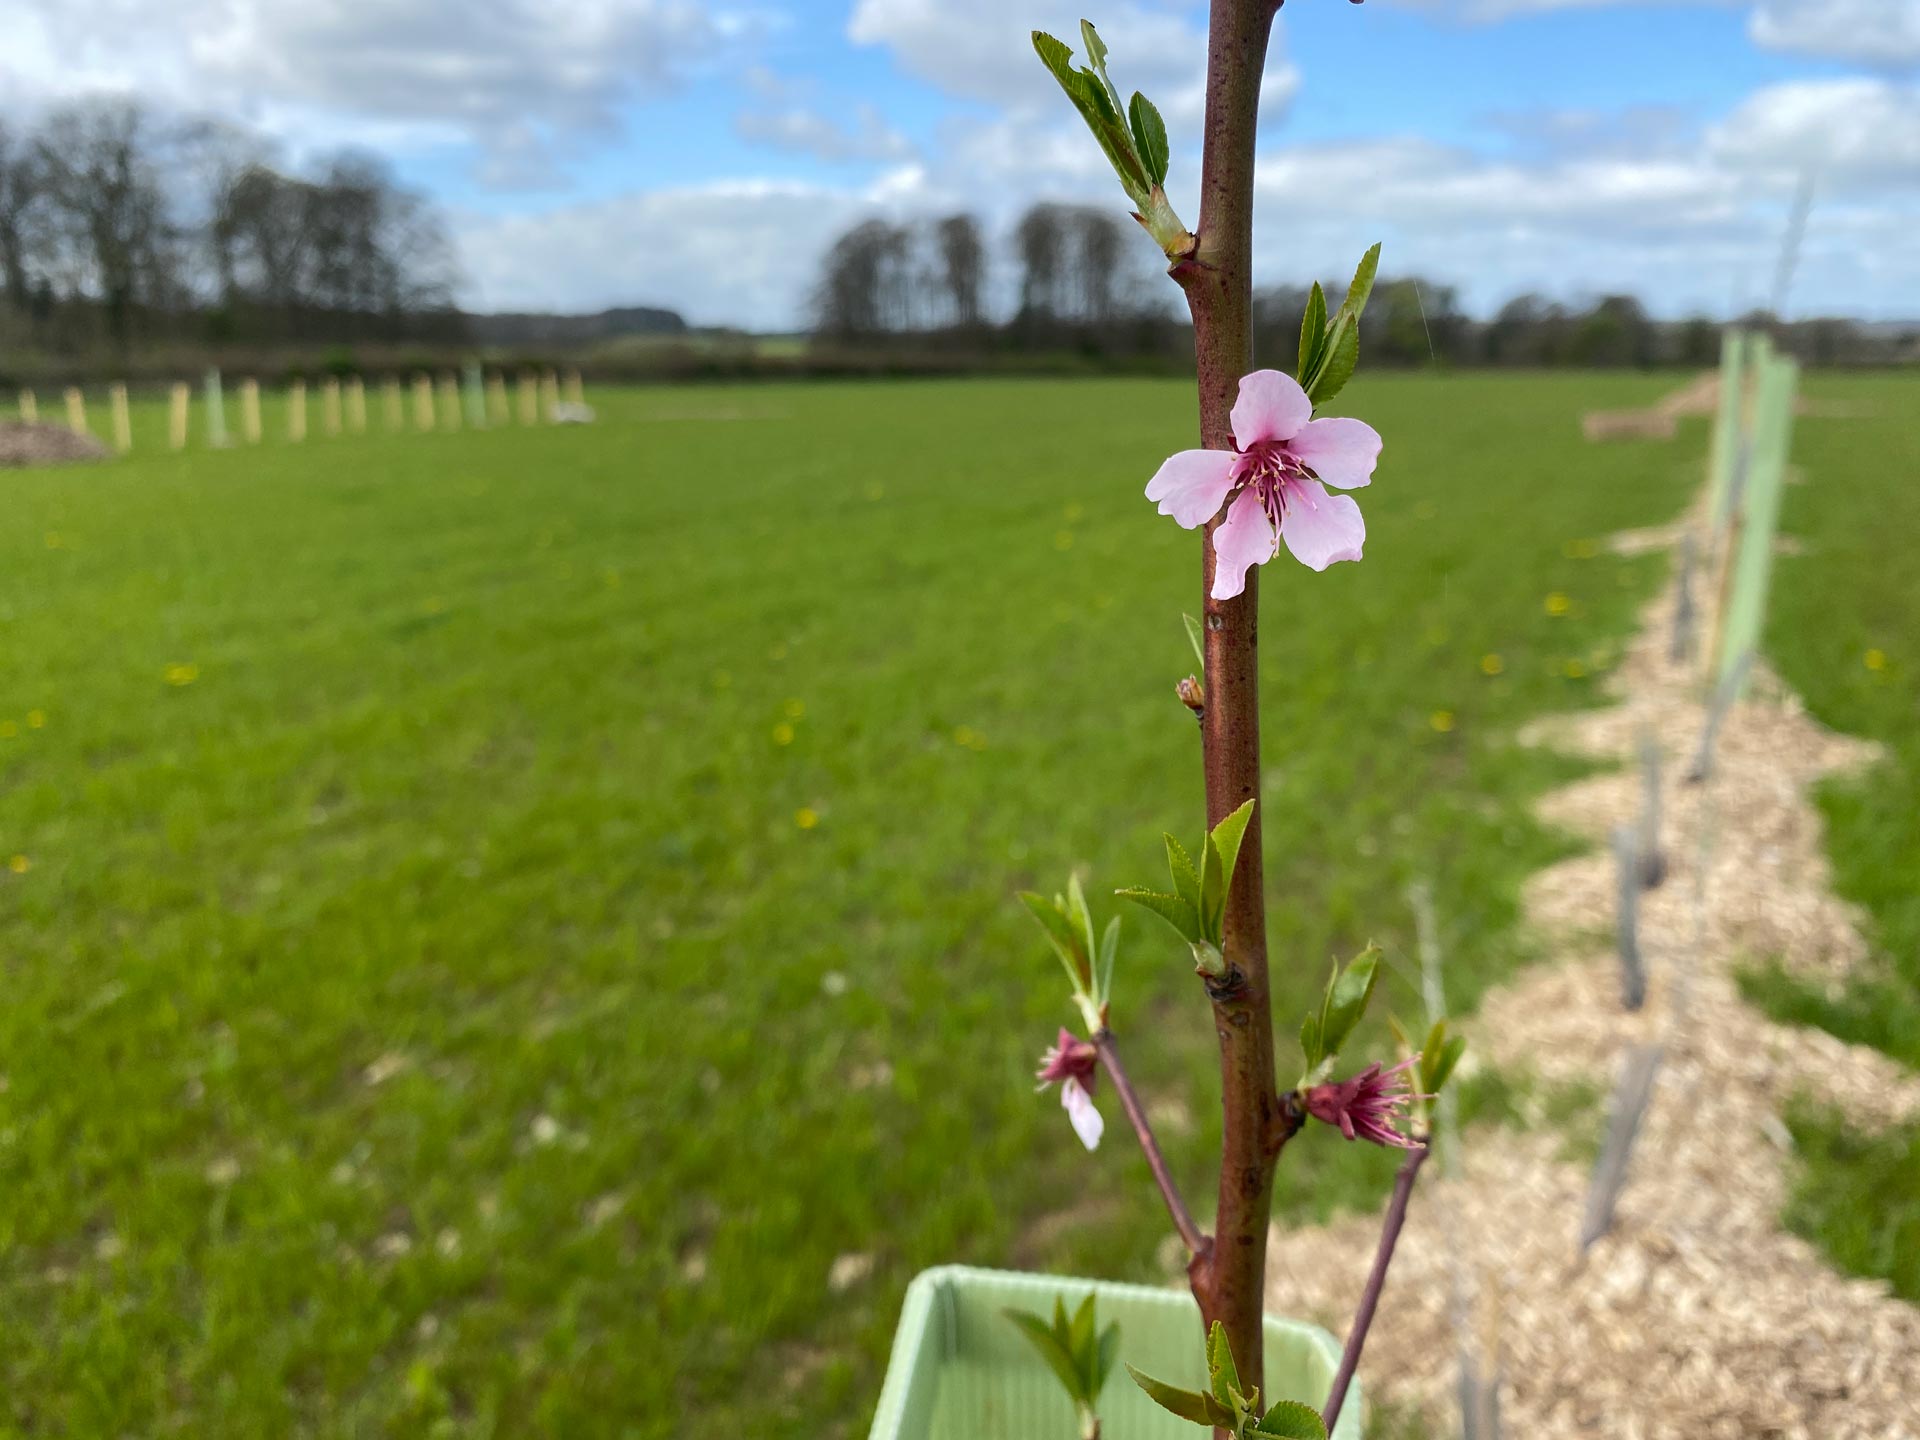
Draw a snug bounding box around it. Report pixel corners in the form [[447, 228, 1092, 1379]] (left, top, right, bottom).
[[1743, 371, 1920, 1303], [3, 373, 1697, 1436]]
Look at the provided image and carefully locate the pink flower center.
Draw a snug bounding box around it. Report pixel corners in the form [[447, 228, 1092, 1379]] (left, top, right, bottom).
[[1235, 440, 1311, 532]]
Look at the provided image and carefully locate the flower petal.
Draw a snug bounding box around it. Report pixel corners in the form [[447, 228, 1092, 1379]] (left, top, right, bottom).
[[1211, 488, 1275, 601], [1146, 449, 1237, 528], [1062, 1079, 1104, 1151], [1287, 416, 1381, 490], [1278, 477, 1365, 572], [1230, 369, 1312, 448]]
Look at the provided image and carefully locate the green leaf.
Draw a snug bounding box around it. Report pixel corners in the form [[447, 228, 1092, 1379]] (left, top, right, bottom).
[[1005, 1309, 1086, 1402], [1426, 1030, 1467, 1095], [1338, 241, 1382, 325], [1065, 874, 1098, 981], [1068, 1292, 1097, 1380], [1126, 1366, 1230, 1427], [1020, 891, 1089, 992], [1206, 1321, 1242, 1408], [1128, 91, 1169, 187], [1299, 1010, 1324, 1075], [1079, 20, 1127, 123], [1115, 887, 1201, 944], [1032, 30, 1076, 85], [1320, 945, 1382, 1062], [1306, 317, 1360, 407], [1296, 281, 1328, 384], [1255, 1399, 1329, 1438], [1209, 800, 1256, 913], [1183, 612, 1205, 667], [1095, 916, 1120, 1009], [1094, 1322, 1121, 1396], [1164, 834, 1203, 915], [1029, 29, 1148, 200]]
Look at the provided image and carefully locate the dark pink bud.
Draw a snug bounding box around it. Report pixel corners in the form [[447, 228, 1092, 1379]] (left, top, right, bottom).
[[1036, 1027, 1099, 1093], [1302, 1058, 1426, 1150]]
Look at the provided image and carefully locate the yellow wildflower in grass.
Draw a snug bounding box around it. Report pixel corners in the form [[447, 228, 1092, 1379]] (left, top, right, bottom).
[[7, 855, 28, 874], [165, 664, 200, 687], [1063, 502, 1086, 522], [27, 710, 44, 728], [1544, 592, 1571, 616], [771, 722, 796, 746], [952, 726, 988, 751], [795, 808, 820, 830], [1865, 648, 1888, 672], [1053, 530, 1075, 551], [783, 699, 806, 720], [1429, 710, 1455, 733], [0, 721, 15, 739], [1480, 653, 1504, 676], [1564, 659, 1587, 679]]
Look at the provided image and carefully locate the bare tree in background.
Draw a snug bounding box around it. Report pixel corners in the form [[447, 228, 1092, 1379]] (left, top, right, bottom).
[[0, 120, 42, 313], [934, 214, 985, 330], [31, 99, 178, 350]]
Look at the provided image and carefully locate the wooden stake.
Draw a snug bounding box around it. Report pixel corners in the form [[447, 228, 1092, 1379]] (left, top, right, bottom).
[[564, 367, 585, 407], [289, 380, 308, 443], [438, 374, 461, 432], [169, 383, 191, 450], [321, 377, 342, 436], [382, 377, 404, 431], [1580, 1043, 1665, 1251], [240, 379, 262, 444], [1669, 533, 1696, 666], [517, 370, 538, 426], [541, 368, 561, 420], [346, 377, 368, 433], [64, 386, 88, 438], [1636, 729, 1666, 888], [17, 388, 37, 424], [110, 383, 132, 452], [1612, 824, 1648, 1011], [413, 374, 435, 432]]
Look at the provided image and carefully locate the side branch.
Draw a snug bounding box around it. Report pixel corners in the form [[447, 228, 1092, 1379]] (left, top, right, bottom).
[[1322, 1142, 1430, 1433], [1095, 1030, 1211, 1259]]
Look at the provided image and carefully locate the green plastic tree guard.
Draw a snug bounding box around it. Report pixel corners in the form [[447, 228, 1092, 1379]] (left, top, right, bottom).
[[869, 1266, 1361, 1440]]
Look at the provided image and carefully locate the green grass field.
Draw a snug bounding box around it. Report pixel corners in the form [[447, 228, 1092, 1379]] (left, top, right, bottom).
[[0, 370, 1885, 1436]]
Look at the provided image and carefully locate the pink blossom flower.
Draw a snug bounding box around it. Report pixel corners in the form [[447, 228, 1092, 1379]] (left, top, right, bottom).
[[1145, 369, 1382, 599], [1036, 1027, 1104, 1151], [1301, 1058, 1427, 1150]]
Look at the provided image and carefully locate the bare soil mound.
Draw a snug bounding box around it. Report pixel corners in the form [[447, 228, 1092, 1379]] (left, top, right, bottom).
[[0, 421, 111, 468]]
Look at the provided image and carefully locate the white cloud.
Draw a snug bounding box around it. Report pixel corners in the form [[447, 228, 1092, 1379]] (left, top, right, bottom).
[[1384, 0, 1732, 20], [455, 178, 883, 323], [1748, 0, 1920, 68], [847, 0, 1298, 133], [735, 103, 915, 163], [1709, 77, 1920, 188], [0, 0, 730, 178]]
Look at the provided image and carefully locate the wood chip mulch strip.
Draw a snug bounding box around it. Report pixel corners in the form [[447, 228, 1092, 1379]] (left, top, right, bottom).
[[1264, 498, 1920, 1440]]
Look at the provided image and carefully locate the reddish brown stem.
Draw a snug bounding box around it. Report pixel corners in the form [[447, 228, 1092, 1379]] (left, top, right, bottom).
[[1094, 1030, 1211, 1259], [1172, 0, 1287, 1417], [1322, 1144, 1430, 1433]]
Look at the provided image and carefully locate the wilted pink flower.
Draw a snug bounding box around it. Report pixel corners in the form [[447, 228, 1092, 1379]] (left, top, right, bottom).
[[1036, 1027, 1104, 1151], [1302, 1058, 1426, 1150], [1145, 369, 1381, 599]]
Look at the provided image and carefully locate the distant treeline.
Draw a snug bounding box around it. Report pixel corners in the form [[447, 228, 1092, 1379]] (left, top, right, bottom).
[[0, 98, 463, 358], [811, 205, 1919, 371]]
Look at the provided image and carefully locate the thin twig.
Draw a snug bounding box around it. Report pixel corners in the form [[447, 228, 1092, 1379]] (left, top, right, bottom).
[[1094, 1030, 1211, 1259], [1322, 1143, 1430, 1434]]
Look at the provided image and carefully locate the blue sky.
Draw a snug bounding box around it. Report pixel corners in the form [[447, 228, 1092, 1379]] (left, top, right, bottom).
[[6, 0, 1918, 326]]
